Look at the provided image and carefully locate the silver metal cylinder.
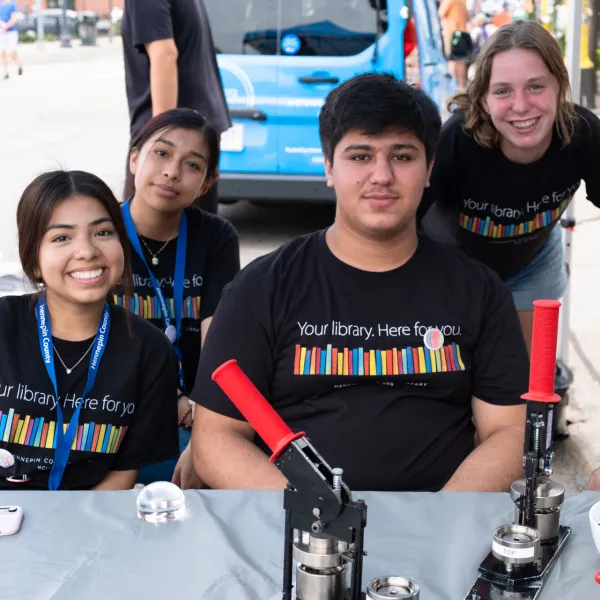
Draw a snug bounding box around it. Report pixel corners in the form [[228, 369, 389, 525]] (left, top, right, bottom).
[[490, 585, 529, 599], [510, 477, 565, 541], [492, 525, 541, 566], [294, 532, 347, 600], [296, 565, 347, 600], [366, 576, 420, 599]]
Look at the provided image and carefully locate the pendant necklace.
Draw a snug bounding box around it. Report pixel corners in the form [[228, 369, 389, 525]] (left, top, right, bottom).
[[52, 339, 96, 375], [139, 236, 174, 266]]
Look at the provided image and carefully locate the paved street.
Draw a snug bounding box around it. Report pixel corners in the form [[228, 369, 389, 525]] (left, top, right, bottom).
[[2, 39, 599, 493]]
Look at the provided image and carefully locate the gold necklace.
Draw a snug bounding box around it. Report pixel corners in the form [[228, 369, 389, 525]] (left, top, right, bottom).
[[139, 236, 174, 266]]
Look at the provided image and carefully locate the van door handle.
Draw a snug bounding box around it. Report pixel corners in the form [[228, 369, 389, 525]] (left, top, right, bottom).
[[298, 76, 340, 84], [229, 108, 267, 121]]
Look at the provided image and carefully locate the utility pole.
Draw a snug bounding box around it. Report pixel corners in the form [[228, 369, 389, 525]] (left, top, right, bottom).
[[580, 0, 596, 108], [35, 0, 45, 47], [60, 0, 71, 48], [108, 0, 114, 42], [589, 0, 598, 104]]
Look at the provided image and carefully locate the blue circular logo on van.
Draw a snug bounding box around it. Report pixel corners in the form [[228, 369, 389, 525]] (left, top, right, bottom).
[[281, 33, 301, 55]]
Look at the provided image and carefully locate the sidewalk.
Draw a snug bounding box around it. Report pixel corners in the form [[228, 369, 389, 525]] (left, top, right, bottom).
[[557, 189, 600, 488]]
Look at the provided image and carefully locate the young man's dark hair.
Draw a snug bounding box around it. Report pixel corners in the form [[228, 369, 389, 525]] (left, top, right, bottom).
[[319, 73, 442, 165]]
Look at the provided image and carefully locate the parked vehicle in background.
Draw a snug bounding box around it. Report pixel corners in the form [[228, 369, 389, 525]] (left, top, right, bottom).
[[205, 0, 453, 205], [17, 9, 78, 38]]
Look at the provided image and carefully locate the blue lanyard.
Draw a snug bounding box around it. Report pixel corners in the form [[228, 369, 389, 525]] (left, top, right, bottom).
[[121, 199, 188, 393], [36, 294, 110, 490]]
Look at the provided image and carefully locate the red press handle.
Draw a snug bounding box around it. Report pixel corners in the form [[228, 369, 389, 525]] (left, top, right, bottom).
[[521, 300, 562, 403], [212, 360, 305, 461]]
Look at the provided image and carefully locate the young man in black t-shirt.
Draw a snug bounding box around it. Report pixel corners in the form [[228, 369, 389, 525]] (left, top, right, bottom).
[[187, 73, 530, 493], [121, 0, 230, 213]]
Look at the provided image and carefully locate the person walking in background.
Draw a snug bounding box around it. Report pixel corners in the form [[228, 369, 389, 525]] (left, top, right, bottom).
[[438, 0, 470, 91], [493, 2, 513, 28], [0, 0, 23, 80], [467, 12, 495, 79], [121, 0, 230, 214]]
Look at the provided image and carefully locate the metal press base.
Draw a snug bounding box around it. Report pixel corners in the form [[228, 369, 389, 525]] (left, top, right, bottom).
[[464, 526, 571, 600]]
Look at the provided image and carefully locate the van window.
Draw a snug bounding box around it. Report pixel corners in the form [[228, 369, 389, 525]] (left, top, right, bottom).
[[205, 0, 388, 56], [205, 0, 279, 55]]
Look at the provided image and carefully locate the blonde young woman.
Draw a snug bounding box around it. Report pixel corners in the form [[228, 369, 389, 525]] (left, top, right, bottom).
[[419, 20, 600, 352]]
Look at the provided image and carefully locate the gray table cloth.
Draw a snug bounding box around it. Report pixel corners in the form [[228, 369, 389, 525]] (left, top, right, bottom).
[[0, 490, 599, 600]]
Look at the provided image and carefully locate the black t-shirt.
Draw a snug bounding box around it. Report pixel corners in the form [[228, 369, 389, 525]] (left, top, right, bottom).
[[0, 295, 179, 490], [191, 231, 529, 492], [419, 105, 600, 280], [122, 0, 231, 138], [113, 208, 240, 393]]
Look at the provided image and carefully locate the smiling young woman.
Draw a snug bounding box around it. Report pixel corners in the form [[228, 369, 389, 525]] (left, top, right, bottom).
[[418, 20, 600, 352], [120, 108, 240, 486], [0, 170, 179, 490]]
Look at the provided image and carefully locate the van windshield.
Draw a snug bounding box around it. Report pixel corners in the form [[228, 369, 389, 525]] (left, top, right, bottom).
[[205, 0, 388, 56]]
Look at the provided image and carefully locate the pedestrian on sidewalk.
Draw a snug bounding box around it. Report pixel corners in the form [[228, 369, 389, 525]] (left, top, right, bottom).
[[418, 20, 600, 353], [438, 0, 471, 91], [121, 0, 230, 214], [0, 0, 23, 80]]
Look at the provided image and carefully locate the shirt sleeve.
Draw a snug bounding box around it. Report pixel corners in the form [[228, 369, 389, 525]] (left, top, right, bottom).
[[111, 327, 180, 470], [191, 265, 275, 420], [471, 268, 530, 406], [199, 221, 241, 320], [125, 0, 174, 51], [577, 106, 600, 209]]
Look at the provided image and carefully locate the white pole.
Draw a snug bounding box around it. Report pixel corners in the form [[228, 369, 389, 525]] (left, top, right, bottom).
[[558, 0, 583, 364], [35, 0, 45, 48]]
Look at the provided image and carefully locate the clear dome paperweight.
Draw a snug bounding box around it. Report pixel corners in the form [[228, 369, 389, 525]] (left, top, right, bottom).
[[136, 481, 186, 523]]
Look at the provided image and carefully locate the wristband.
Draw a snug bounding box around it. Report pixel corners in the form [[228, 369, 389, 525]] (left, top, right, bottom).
[[177, 391, 187, 399]]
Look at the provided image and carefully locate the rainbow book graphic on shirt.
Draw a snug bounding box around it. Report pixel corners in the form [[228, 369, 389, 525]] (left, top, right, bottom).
[[459, 196, 572, 238], [293, 342, 465, 376], [113, 294, 201, 320], [0, 410, 127, 454]]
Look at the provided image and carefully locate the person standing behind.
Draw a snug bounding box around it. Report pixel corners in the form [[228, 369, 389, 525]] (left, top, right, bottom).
[[438, 0, 471, 91], [121, 0, 230, 214], [0, 0, 23, 80], [493, 2, 512, 28]]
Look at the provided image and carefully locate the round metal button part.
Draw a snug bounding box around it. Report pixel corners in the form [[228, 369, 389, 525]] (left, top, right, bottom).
[[367, 576, 420, 599], [492, 524, 541, 565], [510, 478, 565, 509]]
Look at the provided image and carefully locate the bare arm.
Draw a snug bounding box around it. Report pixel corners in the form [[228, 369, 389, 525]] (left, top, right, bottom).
[[171, 317, 213, 488], [93, 469, 138, 490], [145, 38, 178, 117], [192, 405, 287, 490], [443, 399, 526, 492]]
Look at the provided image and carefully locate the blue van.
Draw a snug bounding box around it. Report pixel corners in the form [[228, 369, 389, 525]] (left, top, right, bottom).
[[205, 0, 452, 204]]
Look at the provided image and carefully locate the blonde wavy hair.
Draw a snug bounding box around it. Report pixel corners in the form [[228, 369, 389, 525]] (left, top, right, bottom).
[[449, 21, 577, 149]]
